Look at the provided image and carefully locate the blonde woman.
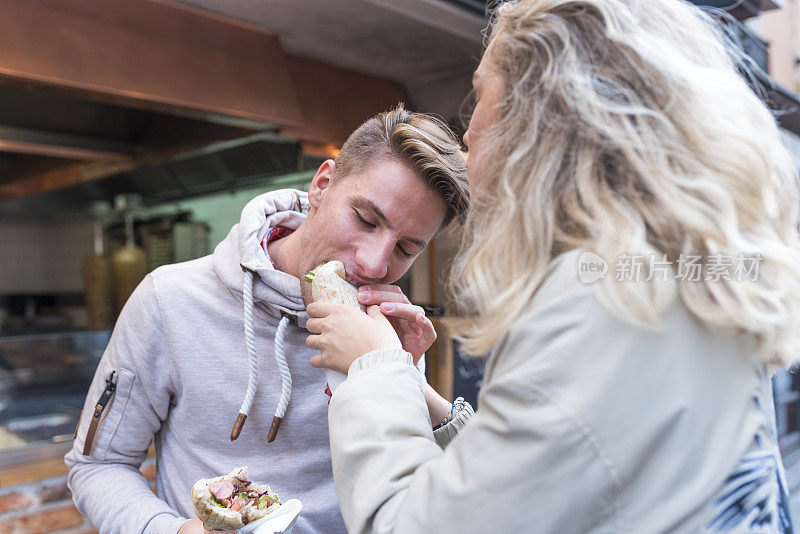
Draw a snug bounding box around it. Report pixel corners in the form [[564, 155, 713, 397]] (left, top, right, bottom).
[[306, 0, 800, 532]]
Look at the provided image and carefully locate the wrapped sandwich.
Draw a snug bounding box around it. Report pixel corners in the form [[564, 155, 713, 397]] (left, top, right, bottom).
[[305, 260, 360, 307], [305, 261, 361, 392], [191, 466, 280, 531]]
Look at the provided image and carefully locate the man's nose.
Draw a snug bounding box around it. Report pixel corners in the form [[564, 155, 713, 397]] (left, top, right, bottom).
[[355, 240, 393, 280]]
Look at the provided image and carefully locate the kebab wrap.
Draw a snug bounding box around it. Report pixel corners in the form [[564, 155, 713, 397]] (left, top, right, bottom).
[[305, 261, 360, 392], [191, 466, 281, 531]]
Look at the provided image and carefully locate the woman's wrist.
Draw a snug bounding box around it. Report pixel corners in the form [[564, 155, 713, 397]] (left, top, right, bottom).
[[423, 383, 458, 429], [432, 396, 465, 430], [424, 383, 451, 424]]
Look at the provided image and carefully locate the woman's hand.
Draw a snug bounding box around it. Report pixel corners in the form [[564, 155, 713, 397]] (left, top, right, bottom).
[[306, 303, 402, 374], [357, 284, 436, 365]]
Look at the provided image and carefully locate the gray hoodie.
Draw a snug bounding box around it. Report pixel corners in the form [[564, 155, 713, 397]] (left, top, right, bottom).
[[66, 189, 346, 534]]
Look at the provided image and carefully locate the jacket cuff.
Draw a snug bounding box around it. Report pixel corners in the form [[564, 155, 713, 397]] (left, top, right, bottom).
[[433, 401, 475, 449], [348, 347, 414, 374], [143, 513, 190, 534]]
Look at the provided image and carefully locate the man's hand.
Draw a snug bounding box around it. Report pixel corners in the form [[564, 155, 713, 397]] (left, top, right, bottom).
[[357, 285, 436, 365], [307, 303, 402, 373], [178, 518, 234, 534]]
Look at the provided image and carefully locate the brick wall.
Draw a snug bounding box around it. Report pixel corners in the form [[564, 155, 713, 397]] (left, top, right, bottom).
[[0, 459, 156, 534]]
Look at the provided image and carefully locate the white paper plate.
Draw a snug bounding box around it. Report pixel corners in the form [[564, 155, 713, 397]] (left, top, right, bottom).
[[235, 499, 302, 534]]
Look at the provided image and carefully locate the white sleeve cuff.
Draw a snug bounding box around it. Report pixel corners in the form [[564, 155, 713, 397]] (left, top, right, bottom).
[[348, 347, 414, 374], [433, 401, 475, 449], [143, 513, 190, 534]]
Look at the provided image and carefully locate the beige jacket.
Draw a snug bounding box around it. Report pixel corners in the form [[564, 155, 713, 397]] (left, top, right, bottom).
[[328, 250, 792, 534]]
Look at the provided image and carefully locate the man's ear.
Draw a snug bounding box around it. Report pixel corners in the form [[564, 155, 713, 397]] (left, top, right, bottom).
[[308, 159, 336, 209]]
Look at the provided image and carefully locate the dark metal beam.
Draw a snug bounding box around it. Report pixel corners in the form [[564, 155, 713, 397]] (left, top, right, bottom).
[[0, 125, 136, 162], [0, 131, 277, 202]]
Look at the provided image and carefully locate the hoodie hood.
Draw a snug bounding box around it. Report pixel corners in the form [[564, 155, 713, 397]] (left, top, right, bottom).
[[213, 188, 314, 443], [213, 188, 311, 324]]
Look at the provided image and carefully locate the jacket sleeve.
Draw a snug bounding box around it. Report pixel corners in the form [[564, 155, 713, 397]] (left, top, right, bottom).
[[328, 312, 622, 534], [65, 275, 189, 534], [432, 402, 474, 450]]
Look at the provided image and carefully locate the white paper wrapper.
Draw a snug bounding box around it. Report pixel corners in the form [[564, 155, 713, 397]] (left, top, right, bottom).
[[311, 273, 359, 307], [309, 261, 360, 392], [236, 499, 303, 534], [324, 368, 347, 392]]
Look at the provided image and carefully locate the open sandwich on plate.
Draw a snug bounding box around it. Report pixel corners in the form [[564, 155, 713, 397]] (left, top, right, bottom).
[[191, 466, 281, 531]]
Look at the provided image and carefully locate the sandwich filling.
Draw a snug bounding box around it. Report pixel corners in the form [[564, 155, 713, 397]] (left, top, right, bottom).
[[208, 478, 279, 513], [192, 466, 282, 529]]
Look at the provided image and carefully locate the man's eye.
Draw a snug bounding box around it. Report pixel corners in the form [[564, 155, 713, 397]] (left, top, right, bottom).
[[354, 210, 375, 228], [396, 245, 412, 258]]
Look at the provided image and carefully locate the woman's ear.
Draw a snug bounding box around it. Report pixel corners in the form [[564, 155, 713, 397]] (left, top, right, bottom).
[[308, 159, 336, 209]]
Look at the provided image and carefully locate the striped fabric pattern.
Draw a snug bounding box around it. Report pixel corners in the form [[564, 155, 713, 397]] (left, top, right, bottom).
[[261, 225, 293, 269], [707, 367, 793, 533]]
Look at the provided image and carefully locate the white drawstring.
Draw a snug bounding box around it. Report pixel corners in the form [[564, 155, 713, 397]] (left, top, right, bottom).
[[241, 269, 259, 418], [230, 269, 293, 443], [273, 315, 292, 417], [269, 314, 292, 442]]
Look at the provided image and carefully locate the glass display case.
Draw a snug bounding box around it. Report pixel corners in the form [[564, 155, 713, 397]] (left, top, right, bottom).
[[0, 329, 111, 465]]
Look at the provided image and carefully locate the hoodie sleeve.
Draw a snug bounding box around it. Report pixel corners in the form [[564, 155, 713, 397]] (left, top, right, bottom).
[[65, 275, 189, 534]]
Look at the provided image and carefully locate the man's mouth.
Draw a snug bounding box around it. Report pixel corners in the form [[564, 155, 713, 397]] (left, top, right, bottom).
[[346, 273, 372, 287]]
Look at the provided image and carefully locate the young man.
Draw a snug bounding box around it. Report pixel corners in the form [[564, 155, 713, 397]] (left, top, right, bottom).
[[65, 105, 468, 534]]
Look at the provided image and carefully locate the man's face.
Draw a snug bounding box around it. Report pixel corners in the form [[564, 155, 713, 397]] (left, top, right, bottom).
[[299, 157, 446, 304]]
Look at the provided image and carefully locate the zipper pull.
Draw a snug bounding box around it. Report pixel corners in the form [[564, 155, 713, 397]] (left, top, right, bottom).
[[82, 370, 118, 456], [98, 371, 117, 407]]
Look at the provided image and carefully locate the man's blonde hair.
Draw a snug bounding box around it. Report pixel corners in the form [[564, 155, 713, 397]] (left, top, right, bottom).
[[334, 104, 469, 227], [450, 0, 800, 366]]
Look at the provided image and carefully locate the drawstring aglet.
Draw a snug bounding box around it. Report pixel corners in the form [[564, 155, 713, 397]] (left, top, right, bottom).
[[231, 413, 247, 441], [267, 416, 283, 442]]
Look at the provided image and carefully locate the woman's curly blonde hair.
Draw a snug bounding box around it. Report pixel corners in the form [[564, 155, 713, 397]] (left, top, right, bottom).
[[450, 0, 800, 366]]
